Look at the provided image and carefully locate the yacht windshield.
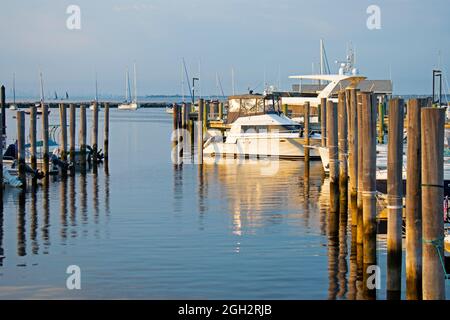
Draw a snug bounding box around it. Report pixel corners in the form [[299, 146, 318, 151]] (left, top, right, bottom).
[[241, 125, 300, 133]]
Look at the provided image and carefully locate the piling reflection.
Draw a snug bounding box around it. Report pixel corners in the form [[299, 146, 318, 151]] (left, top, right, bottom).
[[0, 198, 4, 266], [17, 190, 26, 257], [328, 182, 340, 299], [338, 185, 348, 298], [60, 177, 68, 242], [69, 175, 77, 238], [30, 185, 39, 255], [42, 181, 50, 253]]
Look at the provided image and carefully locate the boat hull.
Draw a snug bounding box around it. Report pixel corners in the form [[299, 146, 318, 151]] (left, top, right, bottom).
[[203, 137, 321, 160], [118, 103, 139, 110]]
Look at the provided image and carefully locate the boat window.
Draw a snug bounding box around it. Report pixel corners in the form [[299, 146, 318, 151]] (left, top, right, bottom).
[[241, 125, 300, 133]]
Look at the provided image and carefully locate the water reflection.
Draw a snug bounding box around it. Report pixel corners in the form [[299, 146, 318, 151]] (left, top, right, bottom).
[[0, 168, 110, 264], [0, 199, 3, 266], [328, 183, 340, 299], [17, 191, 26, 257]]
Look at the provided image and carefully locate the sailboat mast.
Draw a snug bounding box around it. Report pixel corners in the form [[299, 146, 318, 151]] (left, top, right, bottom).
[[125, 68, 129, 102], [133, 62, 137, 103], [39, 71, 45, 103], [13, 72, 16, 104], [95, 73, 98, 102]]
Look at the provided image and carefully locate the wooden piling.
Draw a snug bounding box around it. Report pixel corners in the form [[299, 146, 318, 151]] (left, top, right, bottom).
[[348, 88, 358, 226], [0, 109, 2, 191], [172, 103, 179, 161], [386, 98, 404, 299], [91, 102, 99, 164], [321, 98, 327, 147], [421, 107, 446, 300], [218, 102, 224, 120], [203, 100, 208, 134], [104, 103, 109, 162], [360, 92, 377, 299], [406, 98, 423, 300], [197, 99, 204, 164], [304, 102, 310, 163], [17, 111, 26, 185], [69, 104, 76, 164], [59, 104, 68, 162], [41, 102, 49, 176], [378, 101, 385, 143], [327, 101, 338, 184], [79, 105, 87, 170], [338, 91, 348, 187], [29, 106, 37, 171], [1, 85, 5, 136]]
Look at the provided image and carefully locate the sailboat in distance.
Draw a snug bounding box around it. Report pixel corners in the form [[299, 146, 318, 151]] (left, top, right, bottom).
[[118, 62, 139, 110], [90, 73, 101, 111], [9, 73, 18, 110]]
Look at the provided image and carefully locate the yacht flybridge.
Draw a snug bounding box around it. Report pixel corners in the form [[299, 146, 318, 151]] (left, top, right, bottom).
[[203, 93, 321, 159], [282, 74, 366, 107]]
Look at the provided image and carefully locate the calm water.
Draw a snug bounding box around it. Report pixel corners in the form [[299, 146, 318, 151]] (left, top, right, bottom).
[[0, 108, 448, 299]]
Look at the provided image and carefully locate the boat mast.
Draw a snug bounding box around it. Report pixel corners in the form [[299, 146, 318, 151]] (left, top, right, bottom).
[[133, 62, 137, 103], [13, 72, 16, 104], [39, 71, 45, 103], [95, 72, 98, 102], [125, 68, 130, 103], [231, 68, 235, 95]]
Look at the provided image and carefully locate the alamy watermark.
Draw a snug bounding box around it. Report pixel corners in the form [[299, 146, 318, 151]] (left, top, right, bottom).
[[366, 5, 381, 30], [66, 5, 81, 30], [66, 265, 81, 290]]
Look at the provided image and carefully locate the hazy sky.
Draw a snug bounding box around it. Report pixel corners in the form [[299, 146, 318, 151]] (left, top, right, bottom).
[[0, 0, 448, 98]]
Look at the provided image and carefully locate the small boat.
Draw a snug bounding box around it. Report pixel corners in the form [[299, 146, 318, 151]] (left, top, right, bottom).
[[24, 103, 50, 115], [118, 63, 140, 111], [165, 106, 174, 114], [203, 93, 321, 159], [9, 105, 18, 110], [2, 167, 23, 188]]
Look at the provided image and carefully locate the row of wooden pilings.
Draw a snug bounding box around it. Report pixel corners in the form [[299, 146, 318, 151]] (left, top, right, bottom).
[[322, 88, 446, 300], [171, 99, 224, 165], [0, 99, 109, 191]]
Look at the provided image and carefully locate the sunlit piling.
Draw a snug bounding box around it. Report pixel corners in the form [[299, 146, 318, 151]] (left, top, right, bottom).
[[219, 102, 224, 120], [91, 102, 99, 165], [69, 104, 76, 172], [421, 107, 446, 300], [79, 105, 87, 171], [197, 99, 204, 164], [378, 101, 385, 143], [386, 98, 404, 299], [348, 88, 358, 227], [406, 98, 424, 300], [361, 92, 377, 300], [327, 100, 338, 184], [203, 100, 208, 134], [321, 98, 327, 147], [16, 111, 26, 186], [304, 102, 310, 163], [356, 93, 364, 262], [41, 102, 49, 176], [59, 103, 68, 163], [29, 105, 37, 171], [104, 103, 110, 162], [338, 91, 348, 188]]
